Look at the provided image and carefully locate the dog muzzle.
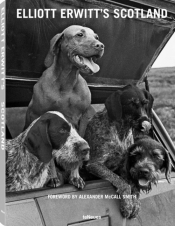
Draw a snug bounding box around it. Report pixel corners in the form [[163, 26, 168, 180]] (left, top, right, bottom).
[[137, 116, 151, 133], [141, 121, 151, 133]]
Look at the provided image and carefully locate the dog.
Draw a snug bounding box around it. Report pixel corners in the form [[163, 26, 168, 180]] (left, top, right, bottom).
[[24, 25, 104, 135], [6, 111, 90, 192], [116, 136, 172, 218], [123, 136, 172, 191], [84, 84, 154, 218]]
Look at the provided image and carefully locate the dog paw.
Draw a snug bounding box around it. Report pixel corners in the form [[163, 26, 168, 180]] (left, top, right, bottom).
[[120, 194, 141, 219], [120, 197, 133, 218], [69, 176, 85, 189], [46, 178, 63, 188], [129, 198, 141, 219]]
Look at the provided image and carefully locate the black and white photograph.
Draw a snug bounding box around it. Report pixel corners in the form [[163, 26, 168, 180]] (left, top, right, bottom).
[[3, 0, 175, 225]]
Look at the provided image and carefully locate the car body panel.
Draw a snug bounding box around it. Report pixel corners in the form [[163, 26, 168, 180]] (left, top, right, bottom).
[[6, 177, 175, 226]]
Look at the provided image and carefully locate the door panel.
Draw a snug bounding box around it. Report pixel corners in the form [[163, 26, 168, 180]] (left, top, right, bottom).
[[6, 199, 44, 226]]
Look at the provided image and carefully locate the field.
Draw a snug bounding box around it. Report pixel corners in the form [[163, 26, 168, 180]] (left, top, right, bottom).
[[147, 67, 175, 145], [6, 67, 175, 146]]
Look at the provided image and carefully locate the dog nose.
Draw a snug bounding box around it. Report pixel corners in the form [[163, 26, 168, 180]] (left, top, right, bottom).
[[94, 42, 104, 50], [79, 144, 90, 161], [140, 168, 149, 176]]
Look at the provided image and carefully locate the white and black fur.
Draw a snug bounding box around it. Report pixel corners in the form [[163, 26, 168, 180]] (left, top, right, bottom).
[[6, 111, 89, 192]]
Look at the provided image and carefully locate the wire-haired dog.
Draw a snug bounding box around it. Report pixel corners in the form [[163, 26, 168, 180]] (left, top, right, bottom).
[[84, 84, 155, 218], [6, 111, 90, 192], [116, 136, 171, 218]]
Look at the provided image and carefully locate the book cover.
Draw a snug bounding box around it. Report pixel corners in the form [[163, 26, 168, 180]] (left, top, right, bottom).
[[4, 0, 175, 225]]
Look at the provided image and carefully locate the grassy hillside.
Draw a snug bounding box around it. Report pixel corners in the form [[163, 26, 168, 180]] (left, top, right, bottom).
[[147, 67, 175, 145]]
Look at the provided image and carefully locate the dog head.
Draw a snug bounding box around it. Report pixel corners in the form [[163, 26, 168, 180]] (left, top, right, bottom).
[[126, 137, 172, 192], [105, 84, 154, 133], [53, 123, 90, 171], [24, 111, 90, 164], [45, 25, 104, 74]]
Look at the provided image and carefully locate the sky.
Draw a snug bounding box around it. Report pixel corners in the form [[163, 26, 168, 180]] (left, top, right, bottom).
[[152, 33, 175, 68]]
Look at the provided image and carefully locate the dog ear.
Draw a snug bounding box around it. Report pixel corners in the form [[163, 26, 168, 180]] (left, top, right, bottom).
[[124, 143, 137, 176], [163, 149, 172, 183], [24, 117, 53, 163], [105, 84, 132, 121], [142, 89, 154, 117], [44, 33, 64, 68], [105, 91, 122, 121]]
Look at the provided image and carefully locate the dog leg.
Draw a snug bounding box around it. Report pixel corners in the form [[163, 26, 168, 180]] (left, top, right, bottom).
[[129, 196, 141, 219], [47, 159, 63, 188], [86, 162, 134, 218], [122, 186, 141, 219], [78, 106, 96, 137], [69, 166, 85, 189]]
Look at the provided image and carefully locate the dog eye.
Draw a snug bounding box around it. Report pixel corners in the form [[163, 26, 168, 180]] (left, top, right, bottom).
[[134, 103, 139, 109], [153, 153, 164, 160], [77, 33, 83, 37], [131, 102, 139, 109], [142, 100, 148, 106], [130, 151, 141, 156], [95, 35, 99, 40], [129, 99, 140, 108], [59, 128, 69, 134]]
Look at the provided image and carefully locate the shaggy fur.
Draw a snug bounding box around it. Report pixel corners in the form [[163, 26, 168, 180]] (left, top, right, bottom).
[[6, 111, 90, 192], [116, 136, 172, 218], [84, 84, 154, 218]]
